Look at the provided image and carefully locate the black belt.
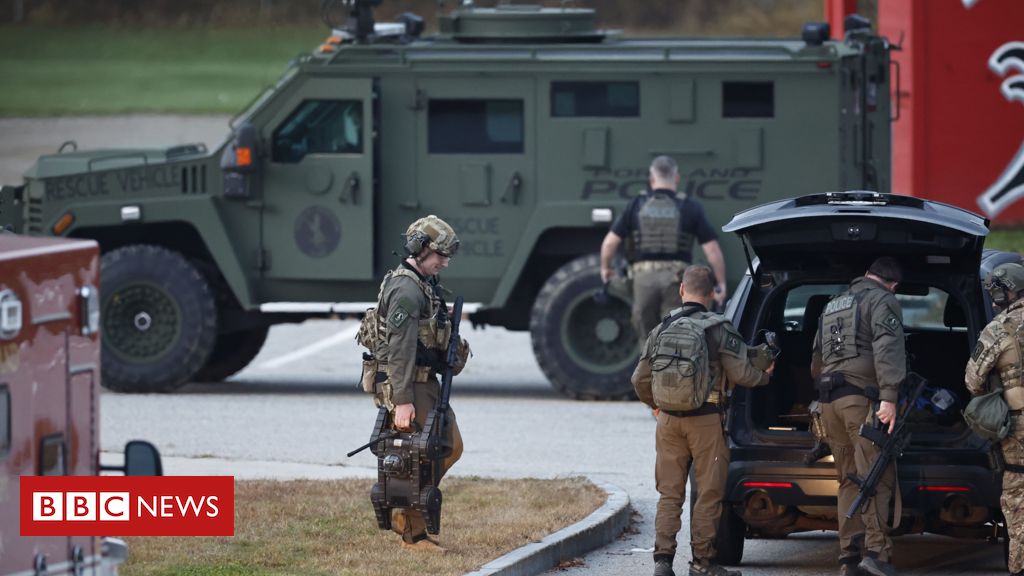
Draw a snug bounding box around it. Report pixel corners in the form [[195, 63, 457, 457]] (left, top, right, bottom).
[[818, 373, 879, 404], [662, 403, 721, 418]]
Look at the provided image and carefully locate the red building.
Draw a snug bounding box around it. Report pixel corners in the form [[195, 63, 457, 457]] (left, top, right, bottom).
[[829, 0, 1024, 224]]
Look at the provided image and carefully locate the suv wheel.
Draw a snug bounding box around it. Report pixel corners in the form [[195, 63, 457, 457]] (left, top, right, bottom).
[[100, 245, 217, 392], [530, 254, 638, 400], [194, 326, 270, 382], [714, 507, 746, 565]]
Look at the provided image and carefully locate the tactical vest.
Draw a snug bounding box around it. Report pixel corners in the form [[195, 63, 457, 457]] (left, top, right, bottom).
[[357, 267, 452, 407], [820, 290, 864, 365], [631, 193, 694, 260], [994, 305, 1024, 410]]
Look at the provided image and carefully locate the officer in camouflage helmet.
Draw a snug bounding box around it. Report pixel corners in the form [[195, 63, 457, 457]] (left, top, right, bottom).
[[600, 156, 727, 345], [965, 261, 1024, 576], [372, 215, 466, 553], [632, 264, 774, 576], [811, 257, 906, 576]]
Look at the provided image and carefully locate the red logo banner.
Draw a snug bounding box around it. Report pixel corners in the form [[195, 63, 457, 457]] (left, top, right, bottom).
[[20, 476, 234, 536]]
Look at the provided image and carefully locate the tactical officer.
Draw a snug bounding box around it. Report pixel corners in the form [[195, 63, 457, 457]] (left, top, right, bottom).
[[633, 264, 773, 576], [373, 215, 465, 553], [811, 257, 906, 576], [965, 262, 1024, 576], [600, 156, 726, 344]]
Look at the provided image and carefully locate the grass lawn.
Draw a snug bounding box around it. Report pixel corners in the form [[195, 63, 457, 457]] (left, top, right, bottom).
[[0, 26, 321, 115], [120, 476, 606, 576], [986, 229, 1024, 255]]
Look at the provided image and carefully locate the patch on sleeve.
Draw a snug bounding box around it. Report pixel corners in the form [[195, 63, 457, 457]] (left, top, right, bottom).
[[972, 340, 985, 362], [724, 333, 742, 354], [388, 297, 416, 329], [878, 310, 902, 334]]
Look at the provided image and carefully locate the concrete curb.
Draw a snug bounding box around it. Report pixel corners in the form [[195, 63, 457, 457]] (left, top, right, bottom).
[[464, 479, 631, 576]]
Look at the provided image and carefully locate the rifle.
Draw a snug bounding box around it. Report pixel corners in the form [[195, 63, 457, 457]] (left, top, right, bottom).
[[416, 295, 463, 533], [845, 371, 928, 519]]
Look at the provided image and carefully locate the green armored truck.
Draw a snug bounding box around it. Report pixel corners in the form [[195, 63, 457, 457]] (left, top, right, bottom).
[[0, 3, 891, 399]]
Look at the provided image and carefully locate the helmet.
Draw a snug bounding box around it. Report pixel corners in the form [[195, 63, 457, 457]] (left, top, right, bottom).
[[404, 215, 460, 257], [984, 262, 1024, 309]]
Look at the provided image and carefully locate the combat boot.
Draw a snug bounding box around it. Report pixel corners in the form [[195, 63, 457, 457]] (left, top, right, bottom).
[[654, 557, 675, 576], [858, 556, 897, 576], [400, 535, 446, 554], [688, 558, 741, 576], [839, 562, 862, 576], [390, 509, 407, 537]]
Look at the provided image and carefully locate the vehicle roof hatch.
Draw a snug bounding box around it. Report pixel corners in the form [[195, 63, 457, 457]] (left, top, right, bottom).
[[438, 4, 606, 43], [722, 191, 990, 276]]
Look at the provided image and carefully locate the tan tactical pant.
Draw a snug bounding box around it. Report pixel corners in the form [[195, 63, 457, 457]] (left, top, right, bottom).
[[821, 394, 894, 563], [1002, 414, 1024, 573], [632, 268, 684, 344], [395, 377, 464, 541], [654, 411, 729, 561]]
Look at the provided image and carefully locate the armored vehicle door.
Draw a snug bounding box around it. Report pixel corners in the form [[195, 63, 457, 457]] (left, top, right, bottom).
[[260, 77, 375, 280], [414, 78, 534, 268]]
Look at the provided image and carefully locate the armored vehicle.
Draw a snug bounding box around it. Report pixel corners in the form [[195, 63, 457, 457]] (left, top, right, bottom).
[[0, 3, 892, 398], [0, 234, 162, 576], [714, 191, 1007, 565]]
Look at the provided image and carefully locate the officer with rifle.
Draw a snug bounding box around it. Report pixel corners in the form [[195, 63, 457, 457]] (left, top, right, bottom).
[[965, 262, 1024, 576], [811, 257, 906, 576], [351, 215, 470, 553]]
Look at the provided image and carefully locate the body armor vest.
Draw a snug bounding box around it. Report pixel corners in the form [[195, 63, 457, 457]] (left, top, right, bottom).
[[381, 268, 451, 371], [820, 290, 863, 365], [632, 193, 693, 260], [995, 305, 1024, 410]]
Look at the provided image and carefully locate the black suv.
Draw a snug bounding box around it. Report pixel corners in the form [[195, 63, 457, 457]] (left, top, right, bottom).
[[714, 191, 1016, 565]]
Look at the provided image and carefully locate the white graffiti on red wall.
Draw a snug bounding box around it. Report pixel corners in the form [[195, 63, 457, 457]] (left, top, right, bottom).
[[977, 41, 1024, 217]]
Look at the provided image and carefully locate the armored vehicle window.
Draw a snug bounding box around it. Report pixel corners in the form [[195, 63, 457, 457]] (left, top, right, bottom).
[[272, 100, 363, 163], [723, 81, 774, 118], [551, 81, 639, 117], [0, 385, 8, 457], [428, 99, 524, 154]]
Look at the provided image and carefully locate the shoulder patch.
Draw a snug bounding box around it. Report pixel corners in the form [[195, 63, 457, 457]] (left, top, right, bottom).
[[723, 332, 741, 354], [972, 340, 985, 362], [884, 313, 901, 331], [388, 297, 417, 329]]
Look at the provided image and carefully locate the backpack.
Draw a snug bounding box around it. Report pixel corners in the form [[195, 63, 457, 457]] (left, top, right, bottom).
[[648, 309, 727, 411], [963, 386, 1012, 442]]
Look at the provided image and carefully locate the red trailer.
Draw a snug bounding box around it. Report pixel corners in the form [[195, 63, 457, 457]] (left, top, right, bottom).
[[0, 234, 161, 576], [829, 0, 1024, 223]]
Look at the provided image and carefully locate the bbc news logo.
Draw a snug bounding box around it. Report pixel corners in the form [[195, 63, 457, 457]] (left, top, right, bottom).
[[21, 476, 233, 536]]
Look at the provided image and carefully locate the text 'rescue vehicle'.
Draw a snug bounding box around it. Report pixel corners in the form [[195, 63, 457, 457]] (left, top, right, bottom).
[[712, 191, 1009, 565], [0, 234, 162, 576], [0, 3, 892, 399]]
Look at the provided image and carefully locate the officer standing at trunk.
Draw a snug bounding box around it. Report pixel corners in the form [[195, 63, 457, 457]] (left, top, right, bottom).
[[633, 264, 774, 576], [600, 156, 727, 344], [811, 257, 906, 576], [965, 262, 1024, 576]]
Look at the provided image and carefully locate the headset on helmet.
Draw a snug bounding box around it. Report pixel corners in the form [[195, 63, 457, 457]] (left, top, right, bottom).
[[404, 215, 460, 258]]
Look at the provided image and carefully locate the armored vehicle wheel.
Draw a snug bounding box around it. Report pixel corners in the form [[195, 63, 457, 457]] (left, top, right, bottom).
[[100, 245, 217, 393], [193, 326, 270, 382], [714, 508, 746, 566], [530, 254, 638, 400]]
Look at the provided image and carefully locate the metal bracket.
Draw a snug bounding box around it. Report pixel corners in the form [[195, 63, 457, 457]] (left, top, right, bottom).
[[500, 171, 522, 204], [340, 172, 360, 204]]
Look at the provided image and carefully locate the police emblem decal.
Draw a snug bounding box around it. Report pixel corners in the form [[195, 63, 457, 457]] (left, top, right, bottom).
[[294, 206, 341, 258]]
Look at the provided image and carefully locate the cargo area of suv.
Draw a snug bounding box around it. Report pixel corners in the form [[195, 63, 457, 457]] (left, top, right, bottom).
[[714, 192, 1010, 565]]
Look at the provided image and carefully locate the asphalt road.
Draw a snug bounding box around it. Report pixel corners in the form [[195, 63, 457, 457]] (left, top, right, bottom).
[[2, 116, 1009, 575]]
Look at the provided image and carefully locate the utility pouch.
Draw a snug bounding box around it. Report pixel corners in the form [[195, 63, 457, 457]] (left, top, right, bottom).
[[361, 352, 387, 394], [452, 337, 471, 376]]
